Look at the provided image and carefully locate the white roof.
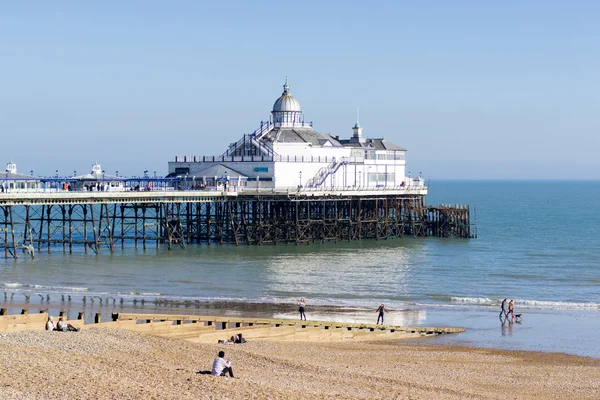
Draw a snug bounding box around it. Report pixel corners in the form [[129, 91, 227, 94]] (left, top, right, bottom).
[[272, 79, 301, 112]]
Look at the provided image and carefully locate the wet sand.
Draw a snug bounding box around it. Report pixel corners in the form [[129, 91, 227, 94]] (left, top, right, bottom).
[[4, 298, 600, 359], [0, 328, 599, 400]]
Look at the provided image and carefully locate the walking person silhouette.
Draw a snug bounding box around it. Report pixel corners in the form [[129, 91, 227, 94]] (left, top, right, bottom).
[[499, 298, 507, 319], [376, 303, 388, 325]]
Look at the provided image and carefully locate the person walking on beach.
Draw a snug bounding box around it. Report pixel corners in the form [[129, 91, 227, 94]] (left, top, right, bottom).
[[211, 351, 234, 377], [499, 298, 507, 319], [376, 303, 388, 325], [506, 300, 515, 321], [298, 298, 307, 321]]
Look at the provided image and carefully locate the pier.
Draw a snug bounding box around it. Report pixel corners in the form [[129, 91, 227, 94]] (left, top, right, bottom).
[[0, 189, 474, 258]]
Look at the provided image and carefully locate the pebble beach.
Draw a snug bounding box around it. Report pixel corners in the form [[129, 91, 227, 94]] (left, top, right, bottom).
[[1, 328, 598, 400]]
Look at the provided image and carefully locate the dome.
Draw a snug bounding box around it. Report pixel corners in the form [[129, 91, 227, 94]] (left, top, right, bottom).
[[272, 79, 301, 112]]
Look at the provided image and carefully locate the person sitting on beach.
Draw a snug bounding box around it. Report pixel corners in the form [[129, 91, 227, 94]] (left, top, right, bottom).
[[233, 333, 246, 344], [57, 316, 80, 332], [298, 298, 307, 321], [221, 333, 246, 344], [46, 316, 57, 331], [211, 351, 234, 377], [376, 303, 388, 325]]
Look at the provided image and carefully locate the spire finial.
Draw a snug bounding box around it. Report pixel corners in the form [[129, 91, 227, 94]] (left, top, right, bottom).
[[283, 76, 290, 94], [353, 106, 361, 130]]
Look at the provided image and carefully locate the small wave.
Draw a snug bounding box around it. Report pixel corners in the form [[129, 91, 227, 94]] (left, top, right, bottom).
[[1, 282, 89, 292], [516, 299, 600, 310], [30, 284, 90, 292], [125, 292, 162, 296], [451, 296, 600, 310], [1, 282, 24, 288], [451, 297, 495, 304]]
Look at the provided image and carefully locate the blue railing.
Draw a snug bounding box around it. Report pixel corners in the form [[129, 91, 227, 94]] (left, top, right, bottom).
[[174, 155, 364, 163]]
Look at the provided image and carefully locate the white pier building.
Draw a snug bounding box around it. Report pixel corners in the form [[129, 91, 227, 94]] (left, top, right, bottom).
[[168, 79, 425, 192], [2, 162, 40, 192], [71, 162, 126, 191]]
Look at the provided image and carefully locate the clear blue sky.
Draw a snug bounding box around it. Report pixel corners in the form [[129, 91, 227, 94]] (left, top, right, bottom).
[[1, 1, 598, 179]]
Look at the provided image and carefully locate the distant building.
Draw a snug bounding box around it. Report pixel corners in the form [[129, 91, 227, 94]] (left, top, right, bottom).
[[169, 79, 418, 191], [72, 162, 125, 191], [1, 162, 40, 192]]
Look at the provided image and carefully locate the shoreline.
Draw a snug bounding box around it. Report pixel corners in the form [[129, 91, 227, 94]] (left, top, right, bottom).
[[3, 297, 600, 359]]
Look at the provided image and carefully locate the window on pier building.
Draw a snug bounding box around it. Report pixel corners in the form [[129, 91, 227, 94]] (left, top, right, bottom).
[[376, 151, 405, 161], [365, 150, 376, 160], [175, 168, 190, 175], [394, 151, 405, 161], [368, 172, 395, 183]]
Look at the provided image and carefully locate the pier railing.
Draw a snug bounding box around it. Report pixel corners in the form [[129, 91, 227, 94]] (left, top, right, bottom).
[[174, 154, 368, 163], [0, 186, 430, 204], [221, 122, 276, 157]]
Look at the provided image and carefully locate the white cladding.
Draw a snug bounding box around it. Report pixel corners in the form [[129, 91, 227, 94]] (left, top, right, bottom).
[[169, 80, 419, 191]]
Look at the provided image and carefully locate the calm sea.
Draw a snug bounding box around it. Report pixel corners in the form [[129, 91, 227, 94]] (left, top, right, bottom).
[[2, 181, 599, 357]]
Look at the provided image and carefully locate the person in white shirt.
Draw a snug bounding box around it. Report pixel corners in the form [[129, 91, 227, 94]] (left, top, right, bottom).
[[297, 298, 307, 321], [211, 351, 234, 377], [57, 316, 80, 332], [57, 317, 67, 331], [46, 316, 57, 331]]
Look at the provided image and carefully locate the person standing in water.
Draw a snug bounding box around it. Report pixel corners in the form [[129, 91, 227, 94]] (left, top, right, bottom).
[[507, 299, 515, 321], [297, 298, 307, 321], [376, 303, 388, 325], [499, 298, 507, 319]]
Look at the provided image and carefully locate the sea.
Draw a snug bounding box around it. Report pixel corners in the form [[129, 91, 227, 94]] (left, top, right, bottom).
[[1, 180, 599, 358]]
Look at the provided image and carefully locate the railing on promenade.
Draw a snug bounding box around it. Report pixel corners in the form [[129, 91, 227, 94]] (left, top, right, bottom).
[[173, 154, 367, 163], [0, 184, 428, 203]]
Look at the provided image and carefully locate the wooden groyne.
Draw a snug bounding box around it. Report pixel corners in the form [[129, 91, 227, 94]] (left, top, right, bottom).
[[0, 190, 475, 258], [0, 309, 465, 343]]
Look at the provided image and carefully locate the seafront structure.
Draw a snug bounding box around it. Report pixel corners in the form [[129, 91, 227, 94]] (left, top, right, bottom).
[[0, 81, 473, 259], [168, 79, 424, 191], [1, 162, 40, 192]]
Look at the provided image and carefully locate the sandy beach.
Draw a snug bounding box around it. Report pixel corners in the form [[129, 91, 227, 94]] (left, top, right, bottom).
[[0, 328, 598, 400]]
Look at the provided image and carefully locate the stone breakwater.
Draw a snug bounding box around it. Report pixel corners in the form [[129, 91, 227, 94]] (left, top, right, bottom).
[[1, 329, 599, 399]]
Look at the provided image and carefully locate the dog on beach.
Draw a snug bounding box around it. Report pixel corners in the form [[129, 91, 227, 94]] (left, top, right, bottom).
[[514, 313, 522, 322]]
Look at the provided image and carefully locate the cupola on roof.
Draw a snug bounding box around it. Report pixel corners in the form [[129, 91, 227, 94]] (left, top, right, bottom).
[[272, 78, 301, 112]]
